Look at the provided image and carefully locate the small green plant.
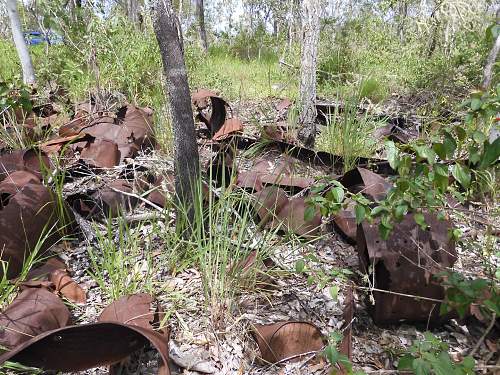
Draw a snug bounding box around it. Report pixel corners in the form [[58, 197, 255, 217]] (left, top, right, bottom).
[[324, 331, 365, 375], [0, 361, 43, 374], [87, 215, 154, 301], [0, 222, 63, 308], [0, 83, 34, 150], [316, 95, 383, 173], [439, 271, 499, 319], [310, 88, 500, 241], [398, 332, 475, 375], [295, 252, 353, 299]]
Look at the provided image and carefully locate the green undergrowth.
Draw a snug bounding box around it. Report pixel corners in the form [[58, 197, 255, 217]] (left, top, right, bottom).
[[316, 93, 385, 172]]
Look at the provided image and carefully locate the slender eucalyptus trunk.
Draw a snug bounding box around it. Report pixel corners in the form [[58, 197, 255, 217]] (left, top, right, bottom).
[[152, 0, 200, 226], [397, 1, 408, 44], [298, 0, 321, 147], [127, 0, 140, 24], [482, 7, 500, 90], [6, 0, 35, 85], [482, 35, 500, 90], [194, 0, 208, 52]]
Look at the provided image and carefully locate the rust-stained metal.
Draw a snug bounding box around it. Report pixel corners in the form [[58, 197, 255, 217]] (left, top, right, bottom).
[[0, 322, 170, 374], [0, 288, 71, 349], [0, 149, 51, 182], [0, 293, 170, 374], [253, 187, 321, 237], [356, 213, 457, 325], [252, 321, 324, 364], [333, 168, 392, 242], [92, 180, 137, 217], [233, 135, 394, 174], [338, 167, 392, 202], [192, 89, 228, 136], [50, 103, 155, 167], [0, 171, 68, 279], [80, 139, 121, 168], [332, 200, 357, 243], [237, 155, 314, 192], [337, 286, 354, 374], [212, 117, 243, 140]]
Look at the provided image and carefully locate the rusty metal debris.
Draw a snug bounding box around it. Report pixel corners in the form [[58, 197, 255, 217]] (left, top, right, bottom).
[[337, 286, 354, 374], [192, 89, 243, 140], [333, 168, 393, 242], [0, 288, 71, 349], [0, 293, 170, 374], [338, 167, 392, 202], [332, 200, 358, 243], [0, 322, 170, 373], [49, 269, 87, 304], [93, 179, 138, 217], [252, 321, 324, 364], [192, 89, 228, 136], [43, 103, 155, 168], [0, 149, 51, 182], [237, 155, 314, 192], [253, 186, 321, 237], [356, 213, 457, 325], [99, 293, 155, 330], [0, 171, 69, 279]]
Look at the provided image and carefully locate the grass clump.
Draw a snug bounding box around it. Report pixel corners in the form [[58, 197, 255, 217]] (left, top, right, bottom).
[[316, 94, 384, 173], [88, 215, 154, 301]]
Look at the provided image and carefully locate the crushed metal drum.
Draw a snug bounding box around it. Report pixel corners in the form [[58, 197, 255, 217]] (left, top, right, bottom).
[[356, 213, 457, 325], [0, 171, 69, 279]]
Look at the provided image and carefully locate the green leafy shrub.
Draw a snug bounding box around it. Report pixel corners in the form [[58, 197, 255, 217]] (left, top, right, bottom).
[[398, 332, 475, 375]]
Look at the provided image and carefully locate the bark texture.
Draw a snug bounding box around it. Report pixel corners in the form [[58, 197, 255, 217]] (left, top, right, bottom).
[[482, 35, 500, 90], [482, 8, 500, 90], [127, 0, 140, 24], [194, 0, 208, 52], [298, 0, 321, 148], [6, 0, 36, 85], [152, 0, 200, 222]]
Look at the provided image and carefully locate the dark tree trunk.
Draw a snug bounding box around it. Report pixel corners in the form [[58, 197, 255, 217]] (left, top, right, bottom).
[[152, 0, 200, 227], [195, 0, 208, 52]]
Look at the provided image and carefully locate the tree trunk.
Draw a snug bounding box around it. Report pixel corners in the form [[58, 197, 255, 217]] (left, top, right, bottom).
[[127, 0, 140, 24], [397, 1, 408, 44], [194, 0, 208, 52], [152, 0, 200, 226], [482, 35, 500, 90], [298, 0, 321, 148], [482, 7, 500, 90], [6, 0, 35, 85]]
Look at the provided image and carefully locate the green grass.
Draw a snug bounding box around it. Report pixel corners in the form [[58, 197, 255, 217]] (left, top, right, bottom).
[[87, 215, 154, 301], [0, 222, 65, 308], [316, 94, 385, 173]]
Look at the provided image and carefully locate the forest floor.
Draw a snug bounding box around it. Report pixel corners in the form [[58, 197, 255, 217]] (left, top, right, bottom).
[[0, 90, 498, 375]]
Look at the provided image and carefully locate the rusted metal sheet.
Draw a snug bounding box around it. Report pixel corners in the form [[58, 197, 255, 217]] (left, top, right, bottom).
[[0, 171, 69, 279], [356, 213, 457, 325]]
